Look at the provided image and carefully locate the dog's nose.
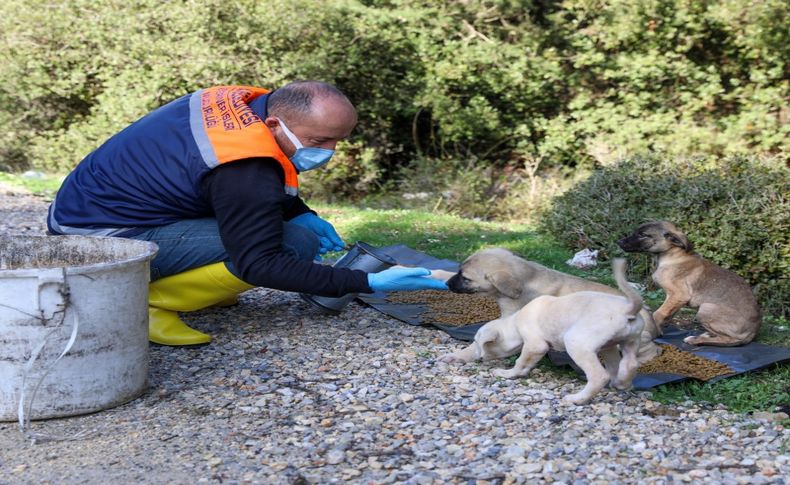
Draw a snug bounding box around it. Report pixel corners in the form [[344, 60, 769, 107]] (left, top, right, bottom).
[[446, 274, 460, 292]]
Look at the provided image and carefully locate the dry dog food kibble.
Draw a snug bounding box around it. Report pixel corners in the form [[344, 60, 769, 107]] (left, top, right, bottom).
[[637, 344, 735, 381], [387, 290, 501, 326]]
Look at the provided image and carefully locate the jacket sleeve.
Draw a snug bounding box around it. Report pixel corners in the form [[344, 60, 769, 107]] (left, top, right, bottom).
[[282, 194, 314, 221], [201, 158, 373, 296]]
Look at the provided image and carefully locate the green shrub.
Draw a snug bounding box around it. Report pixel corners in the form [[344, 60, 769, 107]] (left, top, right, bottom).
[[0, 0, 426, 173], [0, 0, 229, 172], [357, 155, 578, 224], [355, 156, 505, 219], [1, 0, 786, 177], [540, 155, 789, 316], [299, 140, 383, 203], [546, 0, 789, 165], [333, 151, 577, 227]]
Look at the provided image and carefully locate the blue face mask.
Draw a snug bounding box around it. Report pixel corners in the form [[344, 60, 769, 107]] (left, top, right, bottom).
[[277, 118, 335, 172]]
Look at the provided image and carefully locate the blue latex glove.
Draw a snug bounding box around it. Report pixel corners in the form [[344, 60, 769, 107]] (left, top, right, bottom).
[[368, 267, 449, 292], [290, 213, 346, 254]]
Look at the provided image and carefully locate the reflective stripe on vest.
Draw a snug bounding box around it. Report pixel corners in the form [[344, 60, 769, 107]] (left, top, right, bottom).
[[189, 85, 299, 196], [47, 197, 134, 237]]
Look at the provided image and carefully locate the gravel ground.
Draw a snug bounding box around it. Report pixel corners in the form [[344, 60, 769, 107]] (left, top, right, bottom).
[[0, 183, 787, 484]]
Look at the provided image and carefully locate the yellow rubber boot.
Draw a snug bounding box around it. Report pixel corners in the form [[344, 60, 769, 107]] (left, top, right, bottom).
[[148, 262, 254, 346], [213, 295, 240, 308]]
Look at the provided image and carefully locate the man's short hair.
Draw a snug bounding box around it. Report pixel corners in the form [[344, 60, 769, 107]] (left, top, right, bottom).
[[268, 81, 350, 122]]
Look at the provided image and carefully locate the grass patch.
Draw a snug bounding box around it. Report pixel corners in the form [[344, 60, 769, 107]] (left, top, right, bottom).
[[314, 203, 790, 414], [648, 315, 790, 418], [0, 171, 64, 198], [314, 204, 580, 274], [650, 364, 790, 415]]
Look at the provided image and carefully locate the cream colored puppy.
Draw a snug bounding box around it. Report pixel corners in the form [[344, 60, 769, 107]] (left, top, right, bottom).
[[441, 259, 645, 405], [433, 248, 661, 364]]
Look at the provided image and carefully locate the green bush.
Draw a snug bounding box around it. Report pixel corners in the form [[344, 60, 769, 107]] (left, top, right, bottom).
[[1, 0, 786, 177], [540, 155, 789, 316], [299, 140, 383, 203], [0, 0, 226, 172], [545, 0, 789, 164], [357, 155, 577, 224], [0, 0, 426, 173]]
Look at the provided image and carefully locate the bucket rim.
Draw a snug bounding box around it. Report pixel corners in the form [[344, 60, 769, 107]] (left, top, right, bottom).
[[0, 235, 159, 277]]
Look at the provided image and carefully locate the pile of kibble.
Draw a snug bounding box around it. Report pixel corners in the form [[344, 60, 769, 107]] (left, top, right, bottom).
[[637, 344, 735, 381], [387, 290, 501, 326]]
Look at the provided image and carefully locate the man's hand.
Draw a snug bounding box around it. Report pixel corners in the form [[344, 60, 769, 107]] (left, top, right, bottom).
[[368, 267, 449, 292], [290, 213, 346, 254]]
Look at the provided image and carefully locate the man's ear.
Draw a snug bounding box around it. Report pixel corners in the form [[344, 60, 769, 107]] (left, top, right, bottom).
[[263, 116, 280, 129], [486, 271, 522, 299], [665, 231, 693, 252]]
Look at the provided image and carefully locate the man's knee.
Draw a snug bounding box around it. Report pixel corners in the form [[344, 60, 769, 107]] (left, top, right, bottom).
[[128, 218, 229, 279], [282, 222, 320, 261]]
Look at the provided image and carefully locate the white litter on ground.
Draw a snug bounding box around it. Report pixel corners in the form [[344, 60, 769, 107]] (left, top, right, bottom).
[[565, 248, 599, 269]]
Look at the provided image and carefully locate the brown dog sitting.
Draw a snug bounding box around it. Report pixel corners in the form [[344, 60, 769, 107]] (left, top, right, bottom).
[[617, 221, 761, 346]]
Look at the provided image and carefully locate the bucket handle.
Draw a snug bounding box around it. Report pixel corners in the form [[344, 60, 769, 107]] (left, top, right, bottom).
[[36, 268, 68, 325], [19, 267, 92, 443]]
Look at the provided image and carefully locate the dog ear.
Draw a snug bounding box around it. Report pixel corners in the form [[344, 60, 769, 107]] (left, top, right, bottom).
[[665, 231, 693, 252], [474, 326, 499, 358], [485, 271, 523, 299]]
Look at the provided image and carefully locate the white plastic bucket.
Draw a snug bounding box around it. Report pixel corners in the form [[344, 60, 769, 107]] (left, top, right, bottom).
[[0, 235, 158, 421]]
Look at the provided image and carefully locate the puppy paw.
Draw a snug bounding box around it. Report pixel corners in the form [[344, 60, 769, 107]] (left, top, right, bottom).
[[611, 380, 633, 391], [562, 393, 590, 406], [683, 336, 699, 345], [491, 368, 515, 379], [437, 353, 464, 364]]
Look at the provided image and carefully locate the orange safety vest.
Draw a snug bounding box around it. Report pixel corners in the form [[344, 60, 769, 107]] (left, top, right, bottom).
[[190, 85, 299, 195]]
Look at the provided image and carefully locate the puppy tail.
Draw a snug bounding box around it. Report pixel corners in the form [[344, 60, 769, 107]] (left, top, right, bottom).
[[612, 258, 643, 318]]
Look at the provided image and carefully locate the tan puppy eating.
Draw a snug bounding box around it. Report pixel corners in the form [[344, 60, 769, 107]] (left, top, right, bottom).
[[442, 259, 645, 405], [618, 221, 761, 346], [437, 248, 661, 364]]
